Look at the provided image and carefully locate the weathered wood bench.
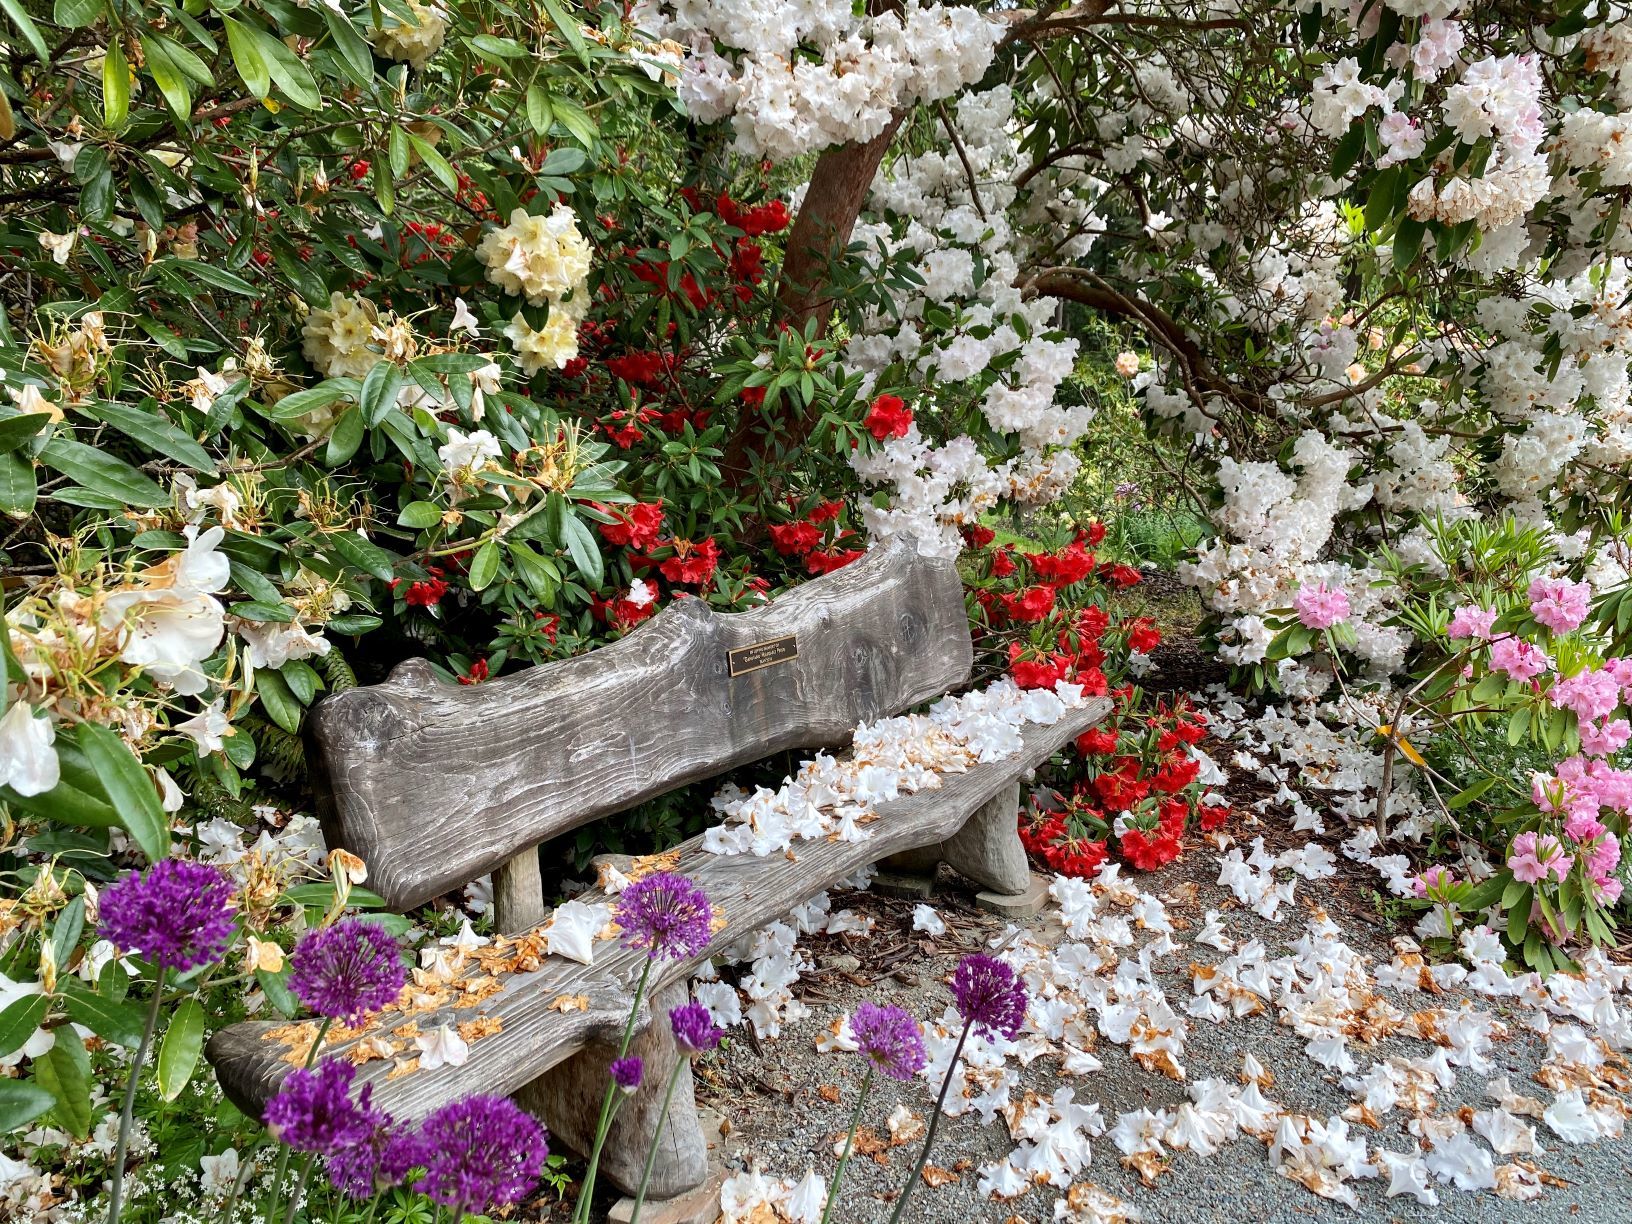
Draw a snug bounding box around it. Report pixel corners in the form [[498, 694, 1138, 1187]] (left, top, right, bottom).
[[206, 537, 1108, 1209]]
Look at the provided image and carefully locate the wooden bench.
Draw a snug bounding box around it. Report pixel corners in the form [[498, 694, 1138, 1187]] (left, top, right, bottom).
[[206, 537, 1109, 1207]]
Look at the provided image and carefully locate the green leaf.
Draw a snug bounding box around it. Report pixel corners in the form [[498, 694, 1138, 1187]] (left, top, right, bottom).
[[256, 967, 300, 1019], [141, 34, 195, 124], [322, 8, 375, 85], [228, 18, 318, 109], [0, 1081, 55, 1134], [0, 451, 36, 515], [90, 401, 216, 473], [258, 379, 354, 424], [325, 530, 398, 583], [34, 1029, 92, 1138], [325, 404, 365, 466], [223, 16, 271, 98], [1392, 217, 1426, 272], [0, 0, 50, 63], [539, 0, 590, 66], [550, 96, 597, 148], [61, 982, 147, 1049], [468, 539, 500, 591], [157, 998, 205, 1102], [360, 362, 405, 426], [525, 84, 553, 136], [227, 600, 295, 623], [0, 412, 50, 454], [559, 508, 603, 588], [388, 125, 410, 178], [1447, 776, 1497, 810], [159, 257, 261, 298], [398, 501, 443, 529], [53, 0, 103, 27], [40, 438, 169, 509], [281, 658, 321, 705], [78, 722, 169, 862], [49, 897, 83, 973], [102, 39, 130, 128], [0, 993, 48, 1059], [407, 132, 456, 192], [255, 669, 303, 735]]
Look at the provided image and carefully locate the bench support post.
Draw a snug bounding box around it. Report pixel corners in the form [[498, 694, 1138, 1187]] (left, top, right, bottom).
[[526, 979, 709, 1200], [493, 849, 548, 934], [880, 779, 1030, 895]]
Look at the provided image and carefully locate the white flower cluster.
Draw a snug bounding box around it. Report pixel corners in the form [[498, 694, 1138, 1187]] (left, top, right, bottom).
[[843, 88, 1094, 557], [702, 674, 1096, 857], [369, 0, 449, 70], [476, 204, 595, 375], [649, 0, 999, 160]]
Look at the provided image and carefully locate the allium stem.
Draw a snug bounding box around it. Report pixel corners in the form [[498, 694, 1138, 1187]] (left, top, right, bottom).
[[281, 1153, 315, 1224], [886, 1017, 971, 1224], [572, 955, 654, 1224], [628, 1056, 687, 1224], [263, 1017, 331, 1224], [819, 1065, 875, 1224], [105, 979, 165, 1224]]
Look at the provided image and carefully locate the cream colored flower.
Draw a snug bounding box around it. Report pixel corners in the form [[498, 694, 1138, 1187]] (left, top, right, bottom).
[[38, 229, 77, 265], [504, 311, 580, 375], [100, 525, 230, 696], [477, 204, 592, 308], [371, 0, 448, 70], [0, 702, 58, 797]]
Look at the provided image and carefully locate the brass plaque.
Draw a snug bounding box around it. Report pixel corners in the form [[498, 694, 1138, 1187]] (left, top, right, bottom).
[[728, 635, 798, 677]]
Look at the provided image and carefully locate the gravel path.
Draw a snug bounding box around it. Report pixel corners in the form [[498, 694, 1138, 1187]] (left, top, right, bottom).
[[695, 844, 1632, 1224]]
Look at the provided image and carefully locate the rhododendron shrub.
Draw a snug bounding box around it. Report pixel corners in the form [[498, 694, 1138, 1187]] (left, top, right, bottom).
[[1271, 517, 1632, 971], [1022, 693, 1230, 877]]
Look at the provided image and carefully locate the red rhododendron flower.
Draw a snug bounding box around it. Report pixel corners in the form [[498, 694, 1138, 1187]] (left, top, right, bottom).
[[1002, 585, 1056, 624], [1120, 828, 1182, 872], [1077, 727, 1120, 755], [1199, 804, 1230, 832], [660, 537, 720, 585], [806, 548, 863, 575], [808, 500, 844, 524], [768, 521, 822, 556], [864, 393, 913, 440], [1082, 522, 1107, 547], [404, 578, 448, 608], [1101, 562, 1143, 589], [458, 659, 490, 685], [1008, 643, 1071, 690], [1026, 541, 1094, 587], [991, 549, 1017, 578], [963, 524, 996, 548], [598, 501, 665, 551], [1151, 756, 1200, 794], [1126, 618, 1162, 654]]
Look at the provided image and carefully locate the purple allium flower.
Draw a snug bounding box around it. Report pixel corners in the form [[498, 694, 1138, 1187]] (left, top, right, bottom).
[[289, 918, 406, 1026], [263, 1059, 379, 1154], [614, 872, 713, 962], [670, 1002, 721, 1056], [412, 1095, 548, 1215], [100, 859, 236, 972], [951, 954, 1028, 1041], [326, 1120, 425, 1199], [849, 1002, 926, 1081], [610, 1055, 643, 1091]]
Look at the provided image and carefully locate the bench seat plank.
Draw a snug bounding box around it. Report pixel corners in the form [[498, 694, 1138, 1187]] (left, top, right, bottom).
[[207, 696, 1110, 1121], [310, 537, 972, 911]]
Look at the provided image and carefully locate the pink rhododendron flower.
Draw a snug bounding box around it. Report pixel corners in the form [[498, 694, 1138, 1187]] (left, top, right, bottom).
[[1532, 766, 1599, 822], [1604, 657, 1632, 702], [1563, 810, 1608, 845], [1412, 865, 1455, 897], [1507, 831, 1573, 884], [1590, 875, 1624, 906], [1579, 717, 1631, 758], [1583, 760, 1632, 812], [1489, 636, 1548, 681], [1548, 668, 1621, 723], [1527, 576, 1592, 634], [1293, 582, 1350, 630], [1446, 604, 1498, 640]]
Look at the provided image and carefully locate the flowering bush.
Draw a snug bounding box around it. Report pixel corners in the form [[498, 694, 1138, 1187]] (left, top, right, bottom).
[[1022, 693, 1230, 877], [1264, 516, 1632, 971]]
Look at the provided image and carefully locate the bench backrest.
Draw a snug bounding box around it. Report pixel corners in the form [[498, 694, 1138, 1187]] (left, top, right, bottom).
[[309, 537, 973, 911]]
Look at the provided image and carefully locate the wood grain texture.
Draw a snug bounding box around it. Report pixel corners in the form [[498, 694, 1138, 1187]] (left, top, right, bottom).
[[309, 537, 973, 911], [207, 697, 1110, 1123]]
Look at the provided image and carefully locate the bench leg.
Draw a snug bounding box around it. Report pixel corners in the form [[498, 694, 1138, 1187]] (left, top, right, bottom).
[[525, 980, 709, 1199], [940, 779, 1031, 895], [880, 780, 1031, 897]]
